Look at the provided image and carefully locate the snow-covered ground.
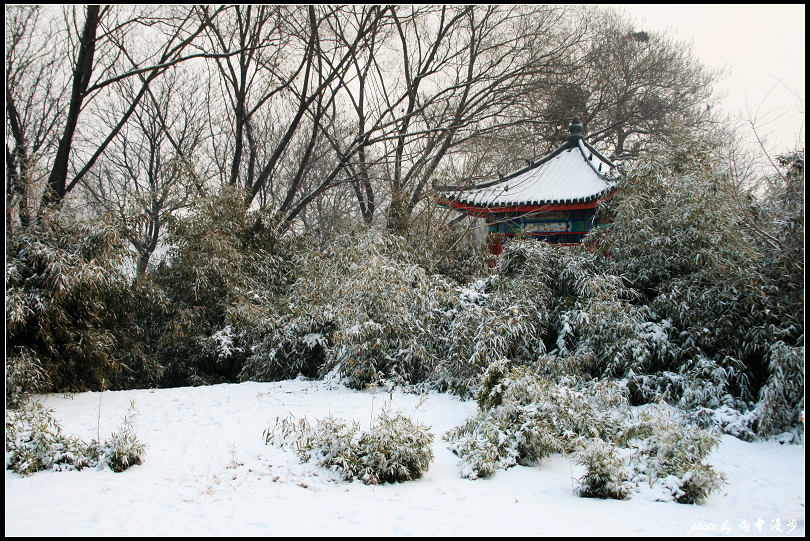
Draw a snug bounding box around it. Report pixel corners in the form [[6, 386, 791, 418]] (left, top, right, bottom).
[[5, 379, 805, 536]]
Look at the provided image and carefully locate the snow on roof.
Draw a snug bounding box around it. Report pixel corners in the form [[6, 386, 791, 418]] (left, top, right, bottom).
[[444, 138, 617, 210]]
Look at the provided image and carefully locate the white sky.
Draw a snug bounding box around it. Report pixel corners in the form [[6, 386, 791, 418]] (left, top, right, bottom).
[[608, 3, 805, 154]]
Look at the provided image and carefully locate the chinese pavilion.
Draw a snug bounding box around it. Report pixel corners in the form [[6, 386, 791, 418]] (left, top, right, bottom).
[[439, 118, 618, 254]]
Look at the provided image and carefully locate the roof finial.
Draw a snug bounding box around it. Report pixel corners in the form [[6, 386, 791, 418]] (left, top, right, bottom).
[[566, 117, 584, 145]]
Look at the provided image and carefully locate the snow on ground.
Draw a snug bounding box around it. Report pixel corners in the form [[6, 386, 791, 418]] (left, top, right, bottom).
[[5, 379, 805, 536]]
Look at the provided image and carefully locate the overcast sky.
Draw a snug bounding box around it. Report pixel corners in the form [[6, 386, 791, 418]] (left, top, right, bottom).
[[609, 3, 805, 155]]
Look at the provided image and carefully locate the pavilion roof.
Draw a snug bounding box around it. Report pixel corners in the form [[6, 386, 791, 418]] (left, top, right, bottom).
[[440, 119, 618, 213]]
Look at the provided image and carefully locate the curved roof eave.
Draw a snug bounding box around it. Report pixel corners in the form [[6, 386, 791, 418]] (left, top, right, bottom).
[[439, 118, 621, 212]]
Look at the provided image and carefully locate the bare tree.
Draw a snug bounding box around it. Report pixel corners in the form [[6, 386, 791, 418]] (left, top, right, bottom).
[[537, 7, 723, 159], [327, 5, 581, 233], [319, 5, 393, 226], [36, 5, 229, 212], [195, 5, 583, 236], [83, 71, 205, 276], [198, 5, 391, 231], [195, 5, 284, 191], [5, 6, 68, 230]]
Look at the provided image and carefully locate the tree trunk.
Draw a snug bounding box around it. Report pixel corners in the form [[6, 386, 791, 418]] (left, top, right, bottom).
[[41, 5, 100, 210]]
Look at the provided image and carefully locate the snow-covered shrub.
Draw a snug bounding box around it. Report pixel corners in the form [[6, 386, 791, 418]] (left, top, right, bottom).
[[154, 305, 220, 387], [355, 409, 435, 484], [6, 213, 162, 398], [440, 417, 505, 480], [676, 355, 751, 411], [266, 409, 434, 484], [756, 342, 805, 437], [620, 405, 725, 504], [444, 362, 569, 479], [540, 245, 669, 382], [184, 224, 476, 389], [624, 345, 778, 440], [292, 415, 362, 475], [435, 241, 555, 396], [5, 400, 147, 476], [626, 371, 685, 406], [272, 229, 453, 389], [575, 438, 629, 500], [96, 401, 147, 472], [432, 280, 490, 395], [626, 354, 751, 422], [691, 405, 758, 442], [5, 402, 96, 476], [5, 347, 49, 409], [239, 312, 335, 382], [486, 241, 555, 336], [153, 186, 289, 386], [591, 135, 802, 428], [445, 363, 725, 502], [551, 272, 674, 379], [433, 238, 675, 397], [444, 361, 628, 479], [671, 462, 727, 505]]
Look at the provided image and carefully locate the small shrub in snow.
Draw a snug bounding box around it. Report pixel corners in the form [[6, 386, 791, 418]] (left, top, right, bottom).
[[671, 463, 726, 505], [266, 409, 434, 484], [575, 438, 629, 500], [5, 401, 146, 476], [5, 402, 95, 476], [96, 401, 147, 472], [268, 415, 363, 477], [620, 405, 725, 504], [440, 418, 503, 480], [444, 361, 626, 479], [355, 410, 435, 484]]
